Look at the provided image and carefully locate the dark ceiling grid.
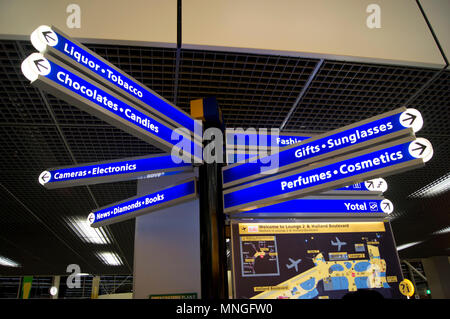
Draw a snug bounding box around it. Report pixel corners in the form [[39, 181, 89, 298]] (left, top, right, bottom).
[[0, 42, 52, 126], [406, 70, 450, 136], [176, 49, 319, 128], [0, 40, 133, 275], [284, 61, 439, 132], [0, 181, 105, 276]]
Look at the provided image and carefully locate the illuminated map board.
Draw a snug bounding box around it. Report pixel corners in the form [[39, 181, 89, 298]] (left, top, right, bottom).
[[231, 220, 406, 299]]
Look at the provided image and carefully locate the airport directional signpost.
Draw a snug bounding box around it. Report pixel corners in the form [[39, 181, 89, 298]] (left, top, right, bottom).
[[233, 196, 394, 217], [22, 53, 203, 163], [223, 107, 423, 188], [21, 25, 434, 299], [88, 178, 197, 228], [38, 153, 192, 189], [30, 25, 203, 141], [223, 136, 432, 214]]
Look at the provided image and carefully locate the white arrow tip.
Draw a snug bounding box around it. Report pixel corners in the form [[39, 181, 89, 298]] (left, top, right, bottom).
[[381, 199, 394, 214], [38, 170, 51, 185], [31, 25, 57, 52], [87, 213, 95, 225], [400, 108, 423, 133], [21, 53, 49, 82], [409, 137, 433, 163]]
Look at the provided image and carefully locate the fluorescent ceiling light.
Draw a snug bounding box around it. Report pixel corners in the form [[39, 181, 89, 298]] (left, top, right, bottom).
[[409, 172, 450, 198], [0, 256, 20, 267], [67, 217, 111, 244], [396, 241, 423, 251], [96, 252, 123, 266], [432, 226, 450, 236]]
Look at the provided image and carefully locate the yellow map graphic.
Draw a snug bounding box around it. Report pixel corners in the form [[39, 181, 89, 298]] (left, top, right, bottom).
[[252, 245, 389, 299]]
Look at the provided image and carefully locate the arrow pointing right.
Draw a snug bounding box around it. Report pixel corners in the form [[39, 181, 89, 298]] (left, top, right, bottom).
[[411, 142, 427, 156], [401, 112, 417, 125]]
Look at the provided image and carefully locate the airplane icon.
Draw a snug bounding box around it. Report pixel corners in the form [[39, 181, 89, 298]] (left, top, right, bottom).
[[286, 258, 302, 272], [330, 237, 347, 251]]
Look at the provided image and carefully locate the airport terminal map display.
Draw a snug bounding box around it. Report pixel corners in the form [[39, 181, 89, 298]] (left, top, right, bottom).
[[231, 221, 406, 299]]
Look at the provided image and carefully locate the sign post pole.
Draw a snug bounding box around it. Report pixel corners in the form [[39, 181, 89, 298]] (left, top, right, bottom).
[[194, 98, 228, 299]]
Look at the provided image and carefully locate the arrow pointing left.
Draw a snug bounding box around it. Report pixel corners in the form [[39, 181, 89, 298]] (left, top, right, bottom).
[[87, 213, 95, 225], [33, 59, 48, 72], [38, 171, 51, 185], [42, 30, 56, 43]]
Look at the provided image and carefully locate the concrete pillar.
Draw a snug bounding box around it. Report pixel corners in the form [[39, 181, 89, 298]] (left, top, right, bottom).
[[421, 256, 450, 299], [91, 276, 100, 299], [133, 171, 201, 299], [51, 276, 60, 299]]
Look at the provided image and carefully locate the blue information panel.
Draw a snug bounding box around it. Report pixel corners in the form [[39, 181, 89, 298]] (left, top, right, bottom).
[[233, 197, 393, 217], [21, 53, 203, 163], [223, 137, 432, 214], [31, 25, 202, 140], [223, 107, 423, 188], [89, 178, 197, 227], [39, 154, 191, 189]]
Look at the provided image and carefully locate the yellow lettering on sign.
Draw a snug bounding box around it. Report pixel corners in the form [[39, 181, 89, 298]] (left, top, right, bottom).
[[239, 222, 385, 234], [240, 236, 275, 241], [387, 276, 398, 283], [348, 253, 366, 259]]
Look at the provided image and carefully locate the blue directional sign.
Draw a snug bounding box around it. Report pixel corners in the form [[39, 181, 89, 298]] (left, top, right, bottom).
[[223, 137, 432, 214], [30, 25, 202, 141], [232, 196, 393, 217], [223, 107, 423, 188], [226, 130, 311, 149], [38, 154, 192, 189], [88, 178, 197, 227], [21, 53, 203, 163]]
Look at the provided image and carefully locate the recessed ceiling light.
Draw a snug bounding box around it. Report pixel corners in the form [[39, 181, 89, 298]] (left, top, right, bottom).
[[66, 217, 111, 244], [0, 256, 20, 267], [96, 252, 123, 266], [409, 172, 450, 198]]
